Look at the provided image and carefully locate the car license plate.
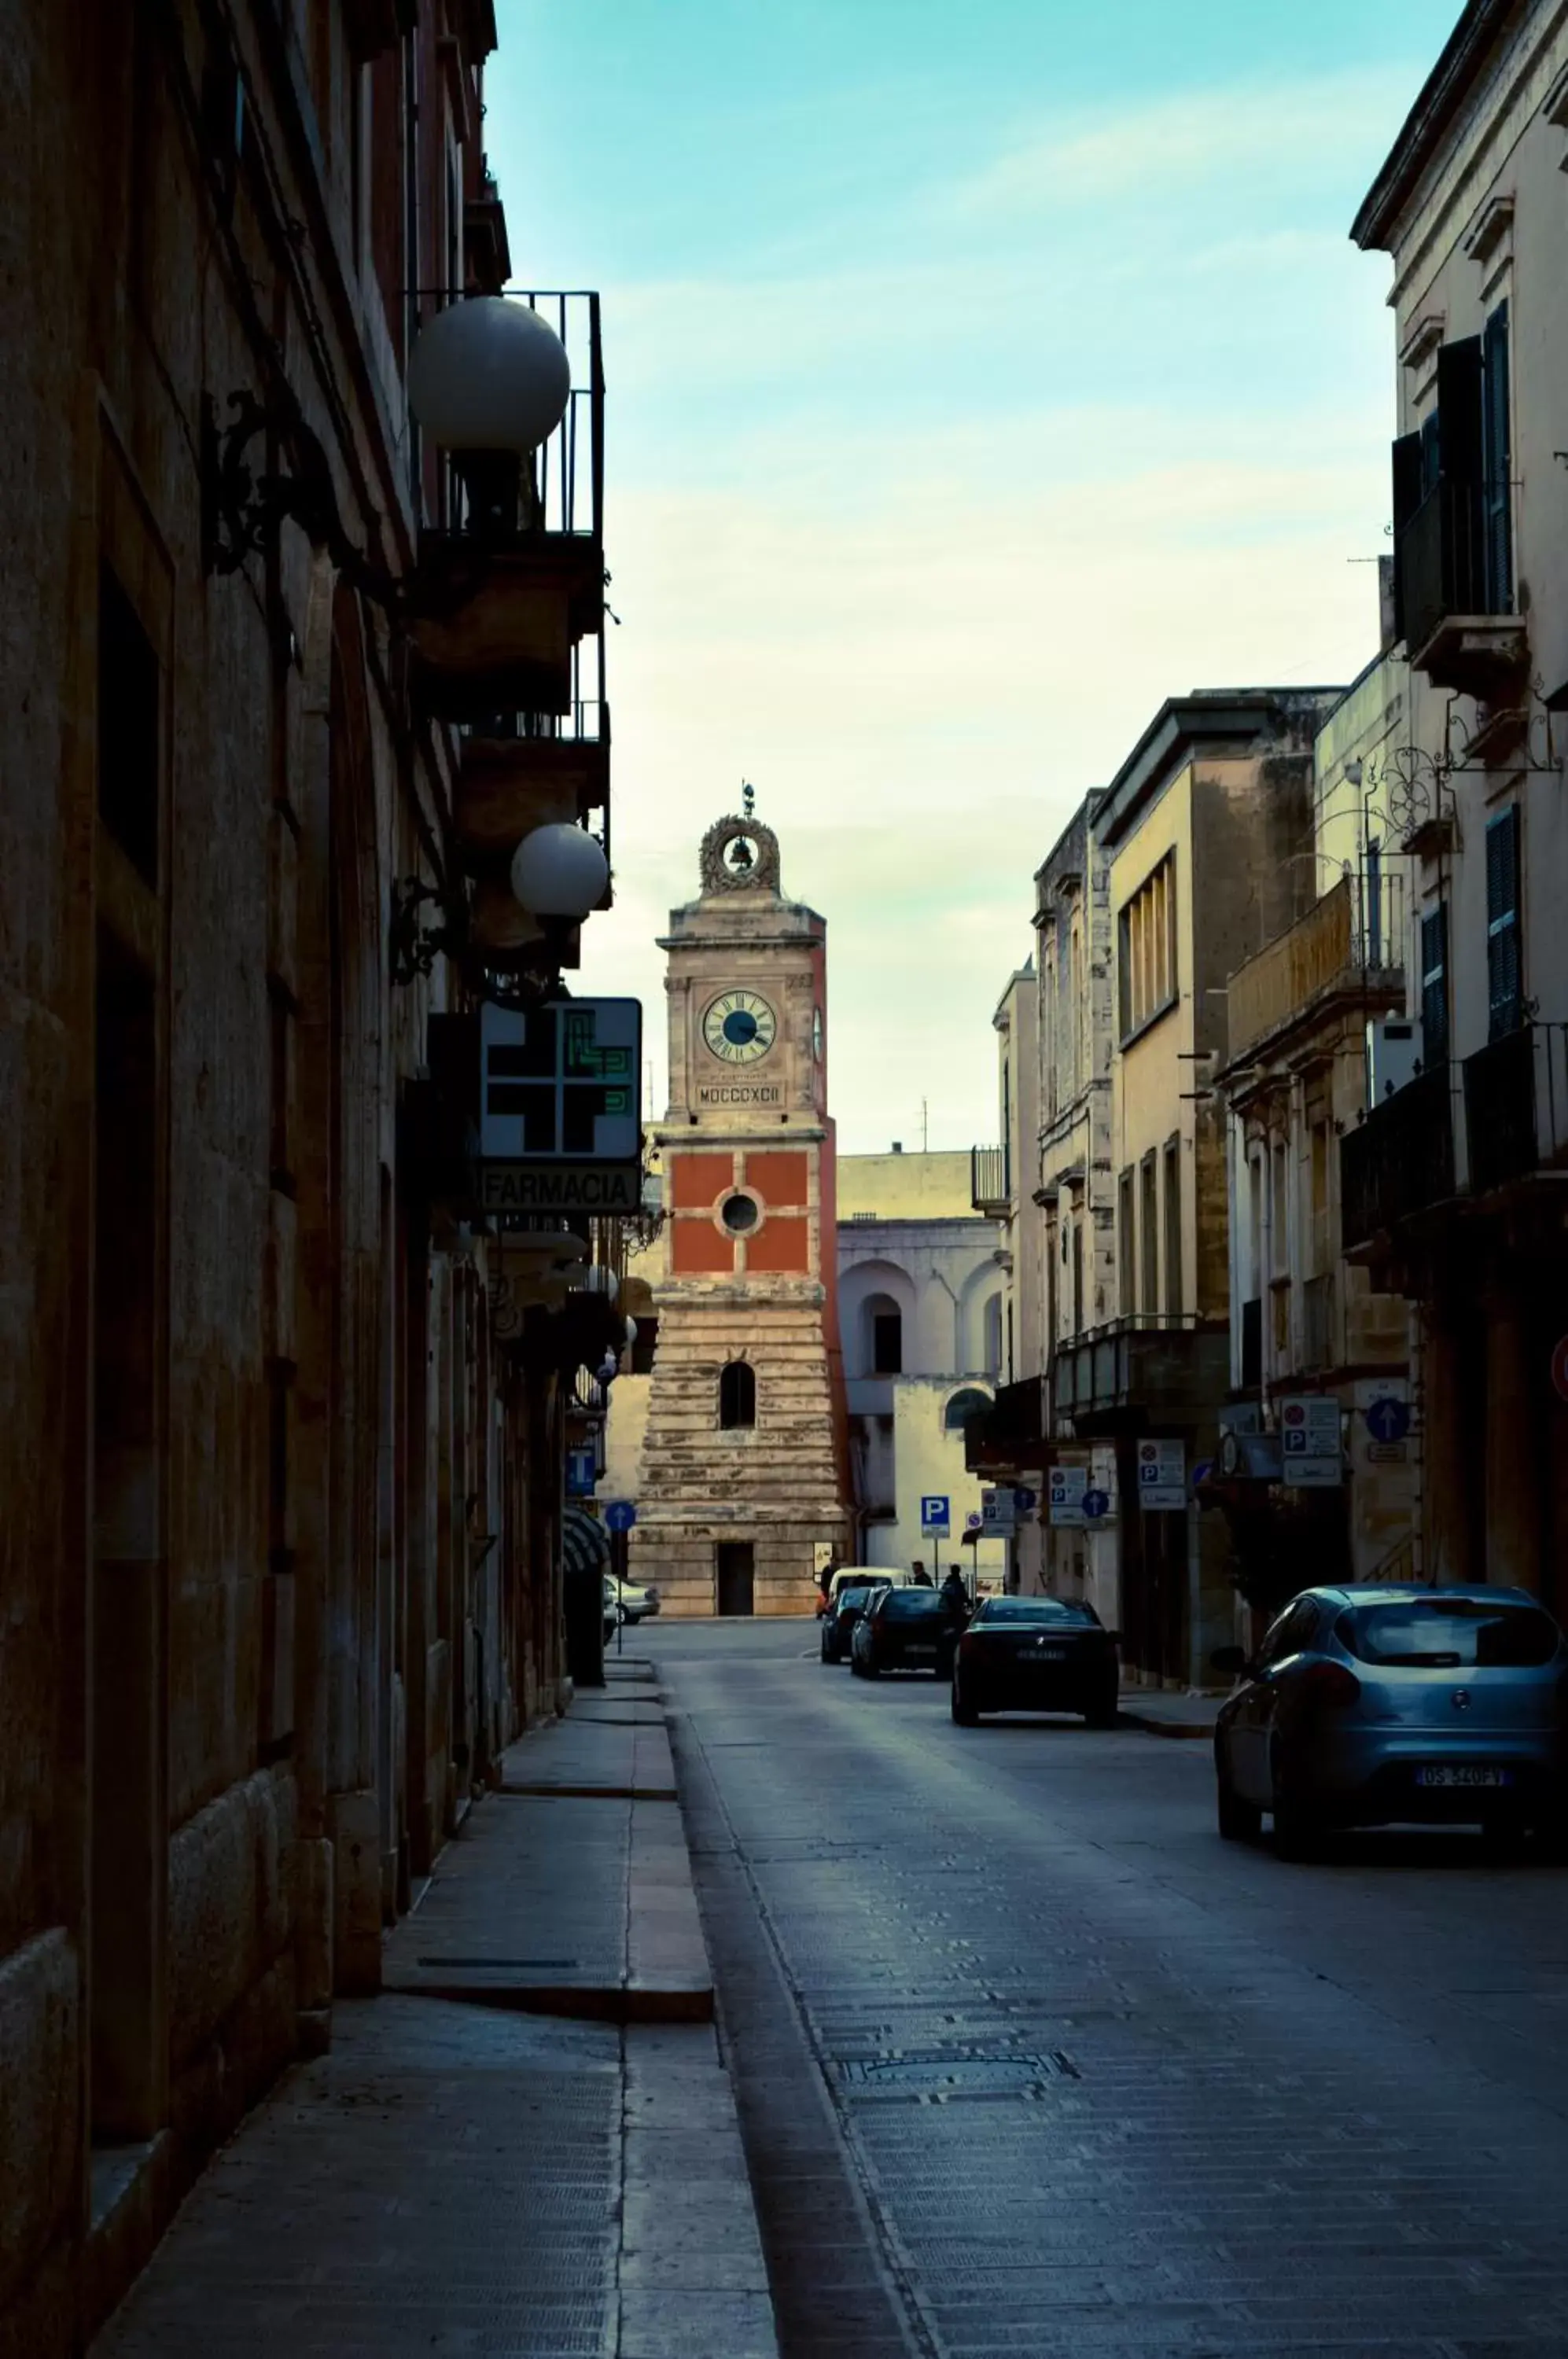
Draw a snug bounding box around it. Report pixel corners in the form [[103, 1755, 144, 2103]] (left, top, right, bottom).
[[1025, 1648, 1067, 1662], [906, 1645, 937, 1659], [1415, 1765, 1513, 1789]]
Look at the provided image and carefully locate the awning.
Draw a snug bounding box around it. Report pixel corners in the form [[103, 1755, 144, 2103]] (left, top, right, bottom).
[[562, 1505, 612, 1577]]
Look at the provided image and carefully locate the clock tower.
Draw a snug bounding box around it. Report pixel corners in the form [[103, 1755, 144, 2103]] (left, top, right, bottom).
[[630, 805, 851, 1614]]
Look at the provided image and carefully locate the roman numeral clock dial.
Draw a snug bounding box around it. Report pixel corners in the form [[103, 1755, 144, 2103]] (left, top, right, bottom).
[[701, 990, 777, 1065]]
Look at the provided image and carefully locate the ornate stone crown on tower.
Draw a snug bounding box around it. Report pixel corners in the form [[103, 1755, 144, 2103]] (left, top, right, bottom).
[[699, 784, 781, 896]]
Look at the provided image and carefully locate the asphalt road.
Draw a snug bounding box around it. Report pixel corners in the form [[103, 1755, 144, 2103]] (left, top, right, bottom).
[[647, 1616, 1568, 2359]]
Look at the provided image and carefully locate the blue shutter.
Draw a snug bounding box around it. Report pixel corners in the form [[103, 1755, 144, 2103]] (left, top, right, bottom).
[[1485, 807, 1522, 1040], [1482, 303, 1512, 613]]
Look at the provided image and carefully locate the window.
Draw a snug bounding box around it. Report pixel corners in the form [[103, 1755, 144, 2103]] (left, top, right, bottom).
[[1162, 1138, 1181, 1315], [971, 1599, 1102, 1627], [1071, 1217, 1084, 1336], [721, 1192, 758, 1233], [944, 1386, 990, 1432], [1392, 315, 1512, 648], [1337, 1598, 1555, 1669], [1139, 1154, 1158, 1314], [1117, 1168, 1134, 1316], [1485, 807, 1522, 1040], [719, 1361, 755, 1430], [98, 565, 160, 885], [1257, 1598, 1319, 1667], [1117, 854, 1177, 1040], [1270, 1140, 1289, 1277], [1420, 905, 1449, 1068], [872, 1309, 903, 1375]]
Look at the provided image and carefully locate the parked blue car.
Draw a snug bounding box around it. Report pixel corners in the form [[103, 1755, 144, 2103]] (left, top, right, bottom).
[[1213, 1584, 1568, 1858]]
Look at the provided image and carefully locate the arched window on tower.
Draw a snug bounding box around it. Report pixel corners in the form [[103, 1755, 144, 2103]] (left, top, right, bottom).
[[719, 1360, 756, 1430]]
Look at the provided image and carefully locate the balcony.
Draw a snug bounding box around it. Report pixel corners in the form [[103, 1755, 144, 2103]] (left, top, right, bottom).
[[409, 292, 605, 722], [456, 628, 611, 924], [1464, 1024, 1541, 1194], [1226, 874, 1404, 1068], [1340, 1064, 1456, 1254], [1399, 479, 1526, 696], [963, 1375, 1047, 1474], [1052, 1314, 1229, 1426], [970, 1144, 1010, 1216]]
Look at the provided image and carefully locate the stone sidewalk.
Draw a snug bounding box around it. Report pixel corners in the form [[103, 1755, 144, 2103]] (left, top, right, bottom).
[[91, 1660, 778, 2359], [1117, 1684, 1222, 1739]]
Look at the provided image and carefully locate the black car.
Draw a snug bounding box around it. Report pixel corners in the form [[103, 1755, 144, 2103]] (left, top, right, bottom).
[[850, 1586, 962, 1678], [951, 1596, 1120, 1725], [821, 1581, 885, 1664]]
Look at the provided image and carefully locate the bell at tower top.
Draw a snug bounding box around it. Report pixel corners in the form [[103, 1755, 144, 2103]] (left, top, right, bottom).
[[698, 785, 782, 900]]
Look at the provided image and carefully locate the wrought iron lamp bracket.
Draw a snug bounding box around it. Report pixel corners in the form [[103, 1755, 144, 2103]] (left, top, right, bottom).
[[389, 877, 468, 984], [202, 387, 405, 607]]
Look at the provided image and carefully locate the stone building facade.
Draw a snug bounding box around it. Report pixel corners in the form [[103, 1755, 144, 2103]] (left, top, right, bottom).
[[0, 7, 597, 2350], [625, 814, 852, 1612], [1346, 0, 1568, 1609]]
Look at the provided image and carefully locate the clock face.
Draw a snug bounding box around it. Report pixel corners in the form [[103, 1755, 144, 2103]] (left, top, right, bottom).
[[702, 990, 777, 1065]]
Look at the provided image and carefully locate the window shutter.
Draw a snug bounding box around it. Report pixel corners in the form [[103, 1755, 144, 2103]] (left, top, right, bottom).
[[1481, 302, 1512, 613], [1485, 806, 1522, 1039], [1390, 432, 1423, 643], [1420, 905, 1448, 1067]]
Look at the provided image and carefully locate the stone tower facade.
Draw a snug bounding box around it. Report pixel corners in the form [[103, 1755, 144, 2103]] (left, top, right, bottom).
[[630, 810, 852, 1614]]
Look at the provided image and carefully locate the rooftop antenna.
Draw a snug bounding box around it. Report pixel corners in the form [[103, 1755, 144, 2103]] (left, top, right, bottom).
[[921, 1098, 929, 1153]]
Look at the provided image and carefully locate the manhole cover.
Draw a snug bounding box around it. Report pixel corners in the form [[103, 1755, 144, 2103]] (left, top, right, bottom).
[[838, 2052, 1077, 2092]]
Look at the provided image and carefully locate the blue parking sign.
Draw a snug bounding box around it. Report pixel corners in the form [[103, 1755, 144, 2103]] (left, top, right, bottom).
[[920, 1495, 951, 1535]]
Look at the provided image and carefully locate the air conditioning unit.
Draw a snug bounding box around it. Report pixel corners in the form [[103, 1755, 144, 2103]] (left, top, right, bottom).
[[1366, 1017, 1423, 1105]]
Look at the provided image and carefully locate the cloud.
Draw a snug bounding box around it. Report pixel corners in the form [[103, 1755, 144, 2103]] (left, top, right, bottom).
[[950, 68, 1416, 213]]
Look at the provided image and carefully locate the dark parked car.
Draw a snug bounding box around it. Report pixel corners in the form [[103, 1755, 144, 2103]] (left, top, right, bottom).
[[950, 1596, 1120, 1725], [1213, 1584, 1568, 1858], [820, 1581, 885, 1664], [850, 1585, 961, 1679]]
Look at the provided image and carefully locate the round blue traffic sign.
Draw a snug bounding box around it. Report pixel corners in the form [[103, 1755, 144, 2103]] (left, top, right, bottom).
[[604, 1500, 637, 1533], [1364, 1397, 1411, 1446], [1082, 1489, 1110, 1521]]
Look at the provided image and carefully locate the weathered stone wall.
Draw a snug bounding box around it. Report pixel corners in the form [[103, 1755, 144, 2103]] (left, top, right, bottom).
[[0, 6, 543, 2351], [633, 1291, 850, 1613]]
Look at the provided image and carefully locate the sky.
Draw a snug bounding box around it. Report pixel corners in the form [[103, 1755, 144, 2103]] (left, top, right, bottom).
[[484, 0, 1463, 1154]]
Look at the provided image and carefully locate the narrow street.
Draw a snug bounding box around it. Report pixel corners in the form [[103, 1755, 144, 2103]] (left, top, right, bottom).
[[657, 1620, 1568, 2359]]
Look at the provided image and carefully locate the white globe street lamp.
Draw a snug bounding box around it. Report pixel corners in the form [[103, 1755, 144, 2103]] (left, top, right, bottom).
[[509, 823, 609, 925], [407, 296, 572, 535]]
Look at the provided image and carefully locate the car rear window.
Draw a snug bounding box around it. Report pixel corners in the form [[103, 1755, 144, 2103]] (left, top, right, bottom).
[[879, 1589, 948, 1620], [973, 1599, 1100, 1628], [1336, 1599, 1561, 1669], [838, 1587, 873, 1612]]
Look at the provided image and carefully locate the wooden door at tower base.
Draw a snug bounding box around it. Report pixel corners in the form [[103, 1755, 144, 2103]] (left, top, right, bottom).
[[717, 1542, 755, 1616]]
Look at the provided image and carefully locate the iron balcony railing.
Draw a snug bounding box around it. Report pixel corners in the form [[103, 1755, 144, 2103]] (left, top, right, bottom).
[[1398, 476, 1498, 659], [1464, 1023, 1538, 1194], [971, 1144, 1010, 1214], [1227, 872, 1406, 1067], [1341, 1063, 1456, 1252], [414, 289, 605, 546], [962, 1375, 1047, 1473]]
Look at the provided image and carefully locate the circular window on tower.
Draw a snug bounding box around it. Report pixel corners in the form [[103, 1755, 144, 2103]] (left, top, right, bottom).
[[721, 1192, 760, 1234]]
